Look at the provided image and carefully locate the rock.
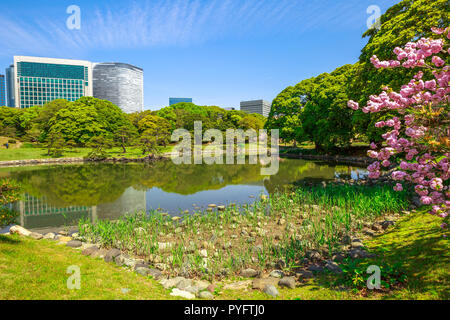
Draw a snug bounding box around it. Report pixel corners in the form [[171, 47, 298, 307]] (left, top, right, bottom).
[[170, 288, 195, 299], [342, 235, 351, 244], [185, 286, 200, 295], [135, 267, 151, 277], [269, 270, 284, 278], [241, 268, 259, 278], [155, 263, 168, 271], [351, 241, 364, 249], [43, 232, 56, 240], [217, 206, 226, 211], [325, 260, 343, 274], [276, 259, 287, 269], [9, 225, 31, 237], [296, 270, 314, 280], [278, 277, 296, 289], [82, 246, 99, 256], [148, 268, 164, 280], [381, 221, 395, 230], [332, 253, 345, 262], [263, 285, 279, 297], [206, 284, 216, 293], [29, 232, 43, 240], [277, 218, 286, 226], [252, 278, 279, 290], [133, 263, 149, 270], [58, 230, 69, 236], [308, 265, 324, 273], [208, 204, 217, 208], [194, 280, 210, 291], [58, 236, 73, 243], [160, 277, 186, 289], [363, 228, 376, 237], [66, 240, 82, 248], [115, 254, 137, 268], [306, 250, 322, 261], [198, 291, 214, 299], [223, 280, 252, 290], [348, 248, 376, 259], [103, 248, 121, 262], [177, 279, 194, 290], [158, 242, 173, 251], [199, 249, 208, 258], [91, 248, 109, 259]]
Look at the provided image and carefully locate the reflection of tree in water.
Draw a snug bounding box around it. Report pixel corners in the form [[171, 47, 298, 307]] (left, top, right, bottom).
[[8, 160, 366, 208]]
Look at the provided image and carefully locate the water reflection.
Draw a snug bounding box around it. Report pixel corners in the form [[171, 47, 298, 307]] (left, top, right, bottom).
[[0, 159, 367, 231]]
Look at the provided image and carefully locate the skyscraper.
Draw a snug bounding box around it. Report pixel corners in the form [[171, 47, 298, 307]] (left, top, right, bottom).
[[240, 100, 271, 117], [169, 97, 193, 106], [11, 56, 93, 109], [5, 65, 15, 107], [93, 62, 144, 114], [0, 75, 6, 106]]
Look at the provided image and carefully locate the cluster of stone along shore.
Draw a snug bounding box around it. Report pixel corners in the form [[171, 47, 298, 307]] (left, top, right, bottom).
[[6, 210, 411, 299]]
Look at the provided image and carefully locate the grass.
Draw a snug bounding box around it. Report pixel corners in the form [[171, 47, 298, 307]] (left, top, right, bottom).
[[0, 208, 447, 300], [78, 183, 409, 280], [0, 145, 173, 162]]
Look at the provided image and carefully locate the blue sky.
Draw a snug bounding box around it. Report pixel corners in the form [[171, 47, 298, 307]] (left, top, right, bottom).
[[0, 0, 399, 110]]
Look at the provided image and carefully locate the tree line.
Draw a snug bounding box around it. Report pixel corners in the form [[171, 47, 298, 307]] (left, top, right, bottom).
[[265, 0, 448, 152]]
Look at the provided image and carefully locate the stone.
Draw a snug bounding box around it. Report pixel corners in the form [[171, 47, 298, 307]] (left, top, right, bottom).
[[199, 249, 208, 258], [306, 250, 322, 261], [115, 254, 137, 268], [160, 277, 186, 289], [58, 230, 69, 236], [348, 248, 375, 259], [198, 291, 214, 299], [133, 263, 149, 270], [263, 285, 279, 297], [252, 278, 279, 290], [103, 248, 121, 262], [9, 225, 31, 237], [381, 221, 395, 230], [58, 236, 73, 243], [91, 248, 109, 259], [155, 263, 168, 271], [332, 253, 345, 262], [177, 278, 194, 290], [135, 267, 151, 277], [208, 204, 217, 208], [82, 246, 99, 256], [66, 240, 82, 248], [325, 260, 343, 274], [43, 232, 56, 240], [269, 270, 284, 278], [170, 288, 195, 300], [194, 280, 210, 291], [148, 269, 164, 280], [217, 206, 226, 211], [296, 270, 314, 280], [351, 241, 364, 249], [158, 242, 173, 251], [308, 265, 324, 273], [363, 228, 376, 237], [223, 280, 252, 290], [241, 268, 259, 278], [206, 284, 216, 293], [29, 232, 43, 240], [278, 277, 296, 289]]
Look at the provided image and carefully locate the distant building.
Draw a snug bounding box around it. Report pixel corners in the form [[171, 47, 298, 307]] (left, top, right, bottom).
[[240, 100, 271, 117], [5, 65, 15, 107], [224, 107, 236, 111], [93, 62, 144, 113], [169, 97, 192, 106], [0, 75, 6, 106], [9, 56, 93, 109]]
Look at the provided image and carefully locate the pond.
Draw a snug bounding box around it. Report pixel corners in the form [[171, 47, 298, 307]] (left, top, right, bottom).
[[0, 158, 368, 232]]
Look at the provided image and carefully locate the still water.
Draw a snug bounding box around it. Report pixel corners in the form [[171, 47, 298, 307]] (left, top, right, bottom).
[[0, 158, 367, 232]]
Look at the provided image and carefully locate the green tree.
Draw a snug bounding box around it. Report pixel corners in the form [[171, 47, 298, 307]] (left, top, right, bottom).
[[45, 131, 66, 158], [86, 136, 114, 160], [115, 123, 138, 153], [0, 179, 20, 228]]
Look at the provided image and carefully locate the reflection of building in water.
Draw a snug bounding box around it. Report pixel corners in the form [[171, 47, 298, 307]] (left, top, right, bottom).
[[96, 187, 146, 220], [16, 194, 95, 230]]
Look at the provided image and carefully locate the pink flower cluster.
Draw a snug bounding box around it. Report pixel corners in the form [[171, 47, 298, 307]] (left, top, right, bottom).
[[348, 27, 450, 226]]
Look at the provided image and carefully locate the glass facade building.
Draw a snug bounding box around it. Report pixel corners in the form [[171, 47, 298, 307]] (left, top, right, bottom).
[[0, 75, 5, 106], [169, 97, 192, 106], [93, 62, 144, 114], [5, 66, 15, 107], [11, 56, 93, 109]]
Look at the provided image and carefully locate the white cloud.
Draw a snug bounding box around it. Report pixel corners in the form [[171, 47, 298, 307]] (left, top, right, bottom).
[[0, 0, 396, 57]]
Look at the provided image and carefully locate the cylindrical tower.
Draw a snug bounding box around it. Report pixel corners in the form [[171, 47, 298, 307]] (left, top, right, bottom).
[[93, 62, 143, 113]]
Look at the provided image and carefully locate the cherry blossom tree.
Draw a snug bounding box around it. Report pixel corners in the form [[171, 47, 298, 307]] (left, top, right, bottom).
[[347, 27, 449, 230]]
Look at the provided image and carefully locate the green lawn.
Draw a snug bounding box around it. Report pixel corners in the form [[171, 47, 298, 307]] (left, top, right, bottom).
[[0, 211, 447, 300], [0, 146, 173, 162]]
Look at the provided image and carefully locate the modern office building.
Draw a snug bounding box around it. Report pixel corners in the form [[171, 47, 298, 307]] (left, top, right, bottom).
[[0, 75, 6, 106], [9, 56, 93, 109], [240, 100, 271, 117], [93, 62, 144, 113], [5, 66, 15, 107], [169, 97, 192, 106]]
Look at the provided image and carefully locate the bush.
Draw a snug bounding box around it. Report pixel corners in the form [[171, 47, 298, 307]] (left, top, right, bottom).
[[7, 139, 16, 144], [0, 179, 21, 228]]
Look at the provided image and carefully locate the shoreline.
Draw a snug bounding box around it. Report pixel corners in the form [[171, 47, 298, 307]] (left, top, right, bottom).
[[0, 152, 372, 168]]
